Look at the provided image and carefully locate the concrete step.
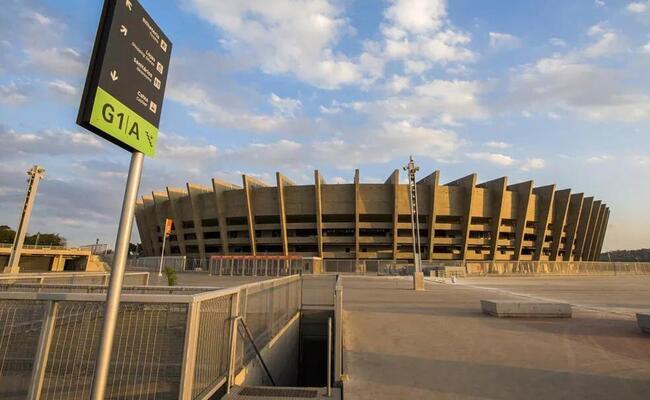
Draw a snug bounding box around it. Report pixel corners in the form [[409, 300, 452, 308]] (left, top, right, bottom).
[[224, 385, 341, 399], [481, 300, 572, 318]]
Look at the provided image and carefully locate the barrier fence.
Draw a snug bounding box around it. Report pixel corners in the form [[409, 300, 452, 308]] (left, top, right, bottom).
[[463, 260, 650, 276], [321, 259, 650, 276], [0, 274, 302, 399], [0, 271, 149, 286], [208, 256, 303, 277]]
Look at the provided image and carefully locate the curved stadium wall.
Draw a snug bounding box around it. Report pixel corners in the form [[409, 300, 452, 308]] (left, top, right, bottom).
[[135, 170, 609, 263]]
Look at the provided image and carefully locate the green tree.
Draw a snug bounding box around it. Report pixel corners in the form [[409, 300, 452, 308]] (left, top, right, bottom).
[[0, 226, 15, 243], [0, 226, 66, 246], [128, 242, 143, 255], [25, 233, 66, 246]]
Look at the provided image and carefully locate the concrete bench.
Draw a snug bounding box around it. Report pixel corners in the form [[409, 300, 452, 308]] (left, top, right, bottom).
[[637, 313, 650, 334], [481, 300, 572, 318]]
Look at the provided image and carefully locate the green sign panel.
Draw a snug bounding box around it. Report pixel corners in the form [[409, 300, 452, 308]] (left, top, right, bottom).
[[77, 0, 172, 157]]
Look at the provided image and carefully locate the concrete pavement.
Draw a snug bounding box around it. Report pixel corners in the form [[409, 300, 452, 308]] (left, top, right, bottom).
[[342, 276, 650, 400]]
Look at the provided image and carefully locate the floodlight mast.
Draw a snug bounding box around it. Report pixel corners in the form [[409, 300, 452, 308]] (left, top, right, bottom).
[[403, 156, 422, 274], [5, 165, 45, 273]]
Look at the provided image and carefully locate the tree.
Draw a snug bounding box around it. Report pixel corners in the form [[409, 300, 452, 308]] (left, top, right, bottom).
[[129, 242, 143, 255], [0, 226, 66, 246], [0, 226, 15, 243], [25, 233, 66, 246]]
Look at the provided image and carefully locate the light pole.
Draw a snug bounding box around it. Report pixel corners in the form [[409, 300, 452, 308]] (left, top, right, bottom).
[[5, 165, 45, 273], [403, 156, 424, 290]]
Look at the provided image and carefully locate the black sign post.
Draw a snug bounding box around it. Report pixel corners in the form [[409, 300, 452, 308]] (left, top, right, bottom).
[[78, 0, 171, 157], [76, 1, 172, 398]]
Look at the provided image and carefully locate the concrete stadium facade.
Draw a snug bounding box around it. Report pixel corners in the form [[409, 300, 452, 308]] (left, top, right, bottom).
[[135, 170, 609, 262]]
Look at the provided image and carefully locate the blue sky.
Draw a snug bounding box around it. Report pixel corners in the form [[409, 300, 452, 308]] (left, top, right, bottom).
[[1, 0, 649, 250]]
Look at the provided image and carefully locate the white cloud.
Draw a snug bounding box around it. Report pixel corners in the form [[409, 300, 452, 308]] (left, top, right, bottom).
[[583, 24, 623, 58], [388, 74, 411, 93], [379, 0, 475, 75], [467, 152, 516, 166], [24, 47, 84, 75], [489, 32, 521, 51], [269, 93, 302, 117], [485, 141, 512, 149], [633, 155, 650, 164], [627, 1, 649, 13], [587, 154, 614, 163], [313, 121, 461, 168], [346, 78, 486, 128], [521, 158, 546, 171], [222, 140, 303, 168], [641, 42, 650, 53], [319, 104, 342, 115], [549, 38, 567, 47], [508, 53, 650, 122], [385, 0, 446, 33], [185, 0, 371, 89], [48, 80, 78, 97], [0, 126, 102, 155], [167, 83, 291, 133], [595, 0, 606, 7], [0, 82, 30, 105]]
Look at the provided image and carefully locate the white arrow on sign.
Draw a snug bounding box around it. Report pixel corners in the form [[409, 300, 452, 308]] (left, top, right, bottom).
[[125, 0, 132, 11], [110, 70, 119, 81], [120, 25, 127, 36]]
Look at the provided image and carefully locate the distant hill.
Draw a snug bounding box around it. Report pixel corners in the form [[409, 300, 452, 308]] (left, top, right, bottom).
[[599, 248, 650, 262]]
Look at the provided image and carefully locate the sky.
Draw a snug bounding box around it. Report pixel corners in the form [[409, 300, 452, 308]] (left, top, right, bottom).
[[0, 0, 649, 251]]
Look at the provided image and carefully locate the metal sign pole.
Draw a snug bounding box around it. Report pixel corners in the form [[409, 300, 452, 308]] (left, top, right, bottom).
[[91, 151, 144, 400], [158, 231, 167, 277]]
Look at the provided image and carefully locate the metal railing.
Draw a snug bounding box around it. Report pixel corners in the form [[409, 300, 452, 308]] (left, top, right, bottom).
[[0, 275, 302, 399], [0, 271, 149, 286], [322, 259, 410, 275], [0, 243, 86, 251], [462, 260, 650, 276], [209, 256, 303, 277], [319, 259, 650, 276]]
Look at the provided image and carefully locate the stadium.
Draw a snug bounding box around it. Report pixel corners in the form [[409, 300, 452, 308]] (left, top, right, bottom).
[[134, 169, 609, 264]]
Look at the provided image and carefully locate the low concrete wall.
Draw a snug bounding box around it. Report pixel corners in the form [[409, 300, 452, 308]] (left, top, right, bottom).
[[235, 313, 300, 387]]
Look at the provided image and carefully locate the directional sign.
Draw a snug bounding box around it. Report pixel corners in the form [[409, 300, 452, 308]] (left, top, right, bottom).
[[78, 0, 172, 157]]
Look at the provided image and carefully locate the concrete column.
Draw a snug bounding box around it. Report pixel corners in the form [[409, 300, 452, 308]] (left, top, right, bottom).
[[354, 169, 360, 261], [314, 171, 324, 258], [562, 193, 584, 261], [549, 189, 571, 261], [242, 175, 257, 256], [166, 187, 188, 256], [387, 170, 400, 261], [187, 183, 211, 262], [582, 200, 602, 261], [418, 171, 440, 260], [595, 208, 610, 258], [51, 255, 65, 271], [532, 185, 555, 261], [587, 203, 606, 261], [276, 173, 289, 256], [152, 191, 172, 256], [134, 202, 153, 256], [444, 174, 477, 260], [212, 178, 239, 255], [140, 195, 158, 256], [478, 177, 507, 260], [507, 181, 534, 260], [573, 197, 595, 261]]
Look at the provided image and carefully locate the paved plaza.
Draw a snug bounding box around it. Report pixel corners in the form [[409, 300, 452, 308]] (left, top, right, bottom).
[[342, 276, 650, 400]]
